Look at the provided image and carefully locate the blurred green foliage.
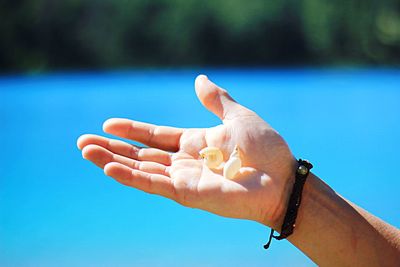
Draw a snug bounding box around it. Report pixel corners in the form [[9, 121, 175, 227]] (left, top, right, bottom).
[[1, 0, 399, 72]]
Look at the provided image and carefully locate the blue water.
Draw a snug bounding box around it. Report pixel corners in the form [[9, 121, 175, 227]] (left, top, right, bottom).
[[1, 69, 399, 266]]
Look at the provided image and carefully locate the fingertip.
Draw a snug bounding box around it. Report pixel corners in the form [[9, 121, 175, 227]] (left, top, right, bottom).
[[194, 74, 224, 118], [77, 134, 91, 150], [103, 162, 113, 175], [81, 144, 98, 160], [103, 118, 131, 134], [195, 74, 208, 86], [77, 135, 84, 150], [102, 118, 115, 133], [77, 134, 101, 150], [194, 74, 211, 94], [104, 162, 122, 176]]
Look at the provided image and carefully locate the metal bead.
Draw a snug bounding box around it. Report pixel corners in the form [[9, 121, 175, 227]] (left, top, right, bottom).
[[297, 165, 308, 175]]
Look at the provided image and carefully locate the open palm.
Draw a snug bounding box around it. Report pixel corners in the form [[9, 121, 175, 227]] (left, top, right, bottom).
[[78, 75, 296, 229]]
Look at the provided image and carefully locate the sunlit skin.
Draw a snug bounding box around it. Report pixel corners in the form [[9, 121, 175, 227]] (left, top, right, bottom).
[[77, 75, 400, 266], [77, 75, 296, 230]]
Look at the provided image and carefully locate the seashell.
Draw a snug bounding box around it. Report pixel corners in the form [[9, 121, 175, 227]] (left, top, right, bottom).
[[199, 147, 224, 169], [223, 145, 242, 179]]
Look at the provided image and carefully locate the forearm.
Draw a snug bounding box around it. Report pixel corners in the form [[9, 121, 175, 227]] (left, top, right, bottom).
[[272, 173, 400, 266]]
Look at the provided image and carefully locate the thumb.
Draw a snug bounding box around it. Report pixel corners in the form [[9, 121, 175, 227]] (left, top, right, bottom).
[[194, 75, 248, 121]]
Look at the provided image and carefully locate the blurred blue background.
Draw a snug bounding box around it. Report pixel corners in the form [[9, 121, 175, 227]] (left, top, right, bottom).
[[1, 69, 399, 266], [1, 1, 400, 266]]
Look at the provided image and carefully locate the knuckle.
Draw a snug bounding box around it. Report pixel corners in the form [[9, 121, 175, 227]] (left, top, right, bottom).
[[130, 145, 139, 159]]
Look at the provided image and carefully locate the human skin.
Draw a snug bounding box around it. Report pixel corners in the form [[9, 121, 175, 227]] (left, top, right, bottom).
[[77, 75, 400, 266]]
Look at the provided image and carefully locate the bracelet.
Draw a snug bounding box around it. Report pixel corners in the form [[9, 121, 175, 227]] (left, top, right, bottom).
[[263, 159, 313, 250]]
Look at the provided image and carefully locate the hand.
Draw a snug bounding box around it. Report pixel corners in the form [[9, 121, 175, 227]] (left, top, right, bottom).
[[77, 75, 296, 229]]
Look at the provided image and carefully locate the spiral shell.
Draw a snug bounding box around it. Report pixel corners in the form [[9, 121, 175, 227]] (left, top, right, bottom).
[[223, 145, 242, 179], [199, 147, 224, 169]]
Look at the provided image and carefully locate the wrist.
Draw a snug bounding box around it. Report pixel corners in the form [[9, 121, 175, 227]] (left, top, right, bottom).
[[259, 157, 298, 230]]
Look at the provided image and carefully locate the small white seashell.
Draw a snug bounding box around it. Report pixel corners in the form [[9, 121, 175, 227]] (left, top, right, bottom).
[[199, 147, 224, 169], [223, 145, 242, 179]]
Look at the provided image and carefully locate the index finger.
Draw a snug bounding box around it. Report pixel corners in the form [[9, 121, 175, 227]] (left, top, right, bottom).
[[103, 118, 184, 152]]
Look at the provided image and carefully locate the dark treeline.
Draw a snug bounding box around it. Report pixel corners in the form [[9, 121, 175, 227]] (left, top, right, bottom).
[[1, 0, 399, 72]]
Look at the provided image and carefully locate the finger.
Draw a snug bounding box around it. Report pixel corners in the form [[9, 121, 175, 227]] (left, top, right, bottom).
[[104, 162, 176, 200], [82, 144, 169, 176], [77, 134, 171, 165], [194, 74, 251, 121], [103, 119, 184, 152]]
